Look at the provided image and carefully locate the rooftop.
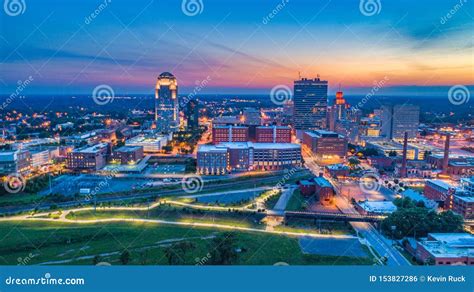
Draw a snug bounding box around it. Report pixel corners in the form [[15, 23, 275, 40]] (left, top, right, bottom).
[[256, 126, 290, 129], [426, 179, 455, 190], [0, 151, 17, 162], [357, 200, 397, 214], [454, 195, 474, 203], [198, 142, 301, 152], [313, 177, 332, 188], [305, 130, 341, 138], [126, 135, 169, 144], [115, 146, 143, 152], [73, 143, 108, 153], [325, 163, 349, 170], [419, 233, 474, 258]]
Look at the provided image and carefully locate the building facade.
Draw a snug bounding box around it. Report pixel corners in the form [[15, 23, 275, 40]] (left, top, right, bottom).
[[185, 99, 199, 131], [256, 126, 291, 143], [155, 72, 179, 133], [66, 143, 109, 171], [197, 142, 301, 175], [415, 233, 474, 265], [111, 146, 144, 165], [381, 104, 420, 140], [293, 77, 328, 134], [303, 130, 348, 163], [212, 126, 249, 144], [0, 150, 31, 175]]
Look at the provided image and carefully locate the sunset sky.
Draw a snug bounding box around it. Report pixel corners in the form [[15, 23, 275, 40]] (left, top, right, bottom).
[[1, 0, 473, 95]]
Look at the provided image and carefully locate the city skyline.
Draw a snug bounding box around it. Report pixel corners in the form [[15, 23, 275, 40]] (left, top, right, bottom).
[[1, 0, 473, 96], [1, 1, 474, 284]]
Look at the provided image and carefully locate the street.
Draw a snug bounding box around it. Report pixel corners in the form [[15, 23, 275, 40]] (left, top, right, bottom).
[[302, 146, 410, 266]]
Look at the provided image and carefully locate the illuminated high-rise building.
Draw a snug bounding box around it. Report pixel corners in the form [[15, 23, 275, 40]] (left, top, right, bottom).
[[293, 76, 328, 137], [328, 89, 347, 131], [155, 72, 179, 133], [334, 90, 347, 120], [381, 104, 419, 140]]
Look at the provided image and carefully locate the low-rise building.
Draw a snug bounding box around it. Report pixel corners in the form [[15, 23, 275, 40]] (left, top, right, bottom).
[[452, 195, 474, 219], [426, 154, 474, 175], [196, 144, 229, 175], [30, 149, 53, 168], [256, 126, 291, 143], [197, 142, 301, 175], [355, 200, 397, 215], [0, 150, 31, 175], [324, 163, 349, 178], [299, 180, 316, 196], [66, 143, 109, 171], [367, 156, 394, 170], [212, 126, 249, 144], [303, 130, 347, 164], [423, 179, 456, 203], [111, 146, 144, 165], [415, 233, 474, 265], [314, 176, 335, 205], [125, 135, 170, 153]]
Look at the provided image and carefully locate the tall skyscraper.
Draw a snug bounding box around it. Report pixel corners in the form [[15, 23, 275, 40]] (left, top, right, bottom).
[[328, 89, 347, 131], [381, 104, 419, 140], [293, 77, 328, 136], [155, 72, 179, 133], [186, 99, 199, 131]]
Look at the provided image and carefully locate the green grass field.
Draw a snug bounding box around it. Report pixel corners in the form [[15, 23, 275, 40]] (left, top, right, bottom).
[[263, 192, 282, 210], [67, 205, 265, 228], [0, 221, 373, 266], [285, 189, 307, 211]]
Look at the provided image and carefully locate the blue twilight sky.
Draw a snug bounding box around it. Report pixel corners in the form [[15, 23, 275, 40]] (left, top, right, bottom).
[[0, 0, 473, 95]]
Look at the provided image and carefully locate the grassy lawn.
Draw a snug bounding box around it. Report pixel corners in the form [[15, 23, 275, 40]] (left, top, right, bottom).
[[263, 192, 282, 210], [0, 221, 373, 266], [67, 205, 265, 229], [285, 189, 307, 211], [0, 193, 43, 207], [276, 219, 355, 236]]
